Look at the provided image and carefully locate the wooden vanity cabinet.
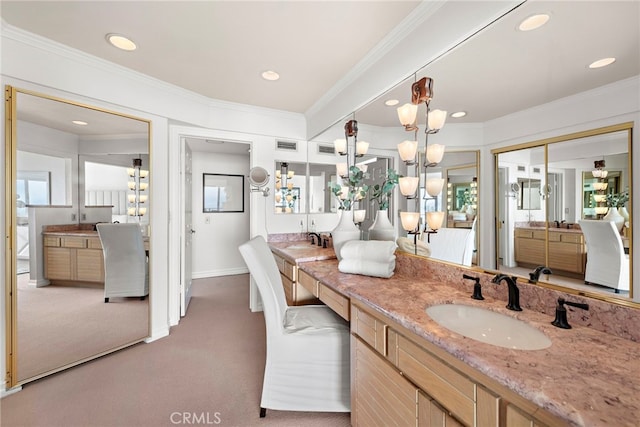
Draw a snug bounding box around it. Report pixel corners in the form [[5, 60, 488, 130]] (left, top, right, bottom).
[[351, 301, 561, 427], [44, 235, 104, 283], [271, 253, 319, 306], [514, 228, 586, 275]]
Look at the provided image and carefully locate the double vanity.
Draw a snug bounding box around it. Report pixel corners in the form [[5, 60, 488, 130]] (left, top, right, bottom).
[[269, 236, 639, 426]]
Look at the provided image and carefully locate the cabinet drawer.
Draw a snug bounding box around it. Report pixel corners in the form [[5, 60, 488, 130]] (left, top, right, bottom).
[[352, 304, 387, 356], [282, 260, 296, 282], [87, 237, 103, 249], [62, 237, 86, 248], [397, 334, 475, 427], [297, 269, 318, 296], [281, 273, 294, 306], [272, 253, 285, 274], [44, 236, 61, 247], [319, 283, 349, 321]]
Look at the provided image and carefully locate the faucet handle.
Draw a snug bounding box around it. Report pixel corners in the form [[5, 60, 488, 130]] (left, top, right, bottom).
[[463, 274, 484, 300], [551, 297, 589, 329]]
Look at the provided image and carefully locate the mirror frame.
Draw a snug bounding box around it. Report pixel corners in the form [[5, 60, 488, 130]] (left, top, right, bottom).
[[492, 122, 635, 307], [4, 85, 152, 387]]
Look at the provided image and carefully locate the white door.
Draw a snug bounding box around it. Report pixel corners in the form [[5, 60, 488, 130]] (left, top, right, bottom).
[[181, 142, 194, 316]]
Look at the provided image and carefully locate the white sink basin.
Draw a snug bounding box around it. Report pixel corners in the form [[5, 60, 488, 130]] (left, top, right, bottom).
[[426, 304, 551, 350]]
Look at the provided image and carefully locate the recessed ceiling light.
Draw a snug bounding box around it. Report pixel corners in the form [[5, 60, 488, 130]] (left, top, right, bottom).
[[589, 57, 616, 69], [451, 111, 467, 118], [106, 33, 137, 51], [518, 14, 550, 31], [385, 99, 399, 106], [72, 120, 88, 126], [262, 70, 280, 81]]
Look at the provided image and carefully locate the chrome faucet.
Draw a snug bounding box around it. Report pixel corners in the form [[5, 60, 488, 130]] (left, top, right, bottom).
[[529, 266, 552, 283], [308, 232, 322, 246], [491, 274, 522, 311]]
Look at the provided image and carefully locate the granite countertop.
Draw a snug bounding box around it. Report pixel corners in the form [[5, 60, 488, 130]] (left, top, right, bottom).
[[43, 230, 99, 237], [269, 240, 336, 263], [296, 258, 640, 427], [516, 225, 584, 234]]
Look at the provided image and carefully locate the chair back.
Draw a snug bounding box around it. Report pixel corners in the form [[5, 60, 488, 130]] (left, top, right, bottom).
[[238, 236, 288, 331], [425, 227, 474, 266], [578, 219, 628, 290], [97, 223, 148, 295]]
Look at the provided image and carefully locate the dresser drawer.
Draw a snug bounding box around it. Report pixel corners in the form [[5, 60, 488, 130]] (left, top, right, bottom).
[[44, 236, 61, 247], [397, 334, 475, 427], [282, 260, 296, 282], [352, 303, 387, 356], [62, 236, 86, 248], [87, 237, 103, 249], [319, 283, 349, 321], [297, 269, 318, 297]]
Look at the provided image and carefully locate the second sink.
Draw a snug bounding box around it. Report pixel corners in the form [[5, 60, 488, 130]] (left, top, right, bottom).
[[426, 304, 551, 350]]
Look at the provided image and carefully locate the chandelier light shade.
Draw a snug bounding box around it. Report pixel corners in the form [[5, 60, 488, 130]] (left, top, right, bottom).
[[427, 109, 447, 131], [595, 206, 609, 215], [336, 162, 348, 178], [397, 103, 418, 130], [354, 209, 366, 224], [356, 141, 369, 156], [334, 138, 347, 155], [593, 182, 608, 191], [398, 140, 418, 163], [425, 178, 445, 197], [593, 194, 607, 203], [426, 144, 445, 165], [399, 177, 420, 196], [426, 211, 445, 231], [340, 186, 350, 200], [400, 211, 420, 232]]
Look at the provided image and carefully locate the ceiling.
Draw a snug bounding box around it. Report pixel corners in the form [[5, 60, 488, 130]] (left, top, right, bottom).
[[3, 1, 638, 137]]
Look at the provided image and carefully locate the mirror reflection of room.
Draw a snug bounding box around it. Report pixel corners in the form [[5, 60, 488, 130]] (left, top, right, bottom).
[[13, 89, 150, 383], [496, 128, 631, 298], [274, 161, 306, 214]]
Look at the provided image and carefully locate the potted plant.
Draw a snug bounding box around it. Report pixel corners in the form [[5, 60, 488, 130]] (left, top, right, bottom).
[[368, 169, 399, 241]]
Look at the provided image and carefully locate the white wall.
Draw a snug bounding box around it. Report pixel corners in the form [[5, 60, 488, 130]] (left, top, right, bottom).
[[191, 152, 250, 277]]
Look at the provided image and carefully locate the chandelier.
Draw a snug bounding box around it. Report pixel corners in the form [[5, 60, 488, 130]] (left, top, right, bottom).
[[127, 158, 148, 217], [396, 77, 447, 240]]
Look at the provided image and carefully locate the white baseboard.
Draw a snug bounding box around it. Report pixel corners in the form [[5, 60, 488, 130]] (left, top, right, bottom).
[[1, 384, 22, 398], [192, 267, 248, 279], [145, 326, 170, 343]]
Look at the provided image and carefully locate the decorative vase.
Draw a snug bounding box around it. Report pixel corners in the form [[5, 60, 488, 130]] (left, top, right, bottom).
[[368, 209, 396, 241], [618, 206, 629, 222], [331, 210, 361, 261], [603, 207, 624, 232]]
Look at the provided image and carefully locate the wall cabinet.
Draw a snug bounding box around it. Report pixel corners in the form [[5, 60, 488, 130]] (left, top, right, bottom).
[[514, 228, 586, 275], [44, 235, 104, 283], [351, 301, 561, 427]]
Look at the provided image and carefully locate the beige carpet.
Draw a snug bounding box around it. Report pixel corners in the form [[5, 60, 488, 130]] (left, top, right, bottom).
[[2, 275, 352, 427], [16, 274, 149, 382]]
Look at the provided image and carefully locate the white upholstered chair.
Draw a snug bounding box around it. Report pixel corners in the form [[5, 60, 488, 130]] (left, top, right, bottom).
[[238, 236, 350, 417], [423, 227, 475, 266], [578, 219, 629, 293], [96, 223, 149, 303]]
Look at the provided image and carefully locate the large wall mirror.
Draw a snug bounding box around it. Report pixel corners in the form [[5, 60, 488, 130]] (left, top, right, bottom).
[[5, 86, 151, 386], [495, 124, 632, 302]]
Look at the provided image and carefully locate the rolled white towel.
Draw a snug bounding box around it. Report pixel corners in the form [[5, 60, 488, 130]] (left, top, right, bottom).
[[396, 237, 431, 257], [338, 258, 396, 278], [340, 240, 397, 263]]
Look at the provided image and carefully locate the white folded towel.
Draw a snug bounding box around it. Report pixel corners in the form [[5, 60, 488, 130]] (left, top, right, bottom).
[[396, 237, 431, 257], [340, 240, 397, 263], [338, 258, 396, 278]]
